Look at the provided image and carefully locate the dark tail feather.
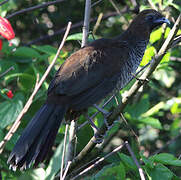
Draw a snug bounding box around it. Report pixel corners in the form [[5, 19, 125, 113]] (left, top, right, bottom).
[[7, 103, 67, 170]]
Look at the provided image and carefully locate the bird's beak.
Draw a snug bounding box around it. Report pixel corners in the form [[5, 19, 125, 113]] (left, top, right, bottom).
[[154, 17, 170, 24]]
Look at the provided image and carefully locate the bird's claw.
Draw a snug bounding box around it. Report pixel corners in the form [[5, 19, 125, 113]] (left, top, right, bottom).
[[93, 132, 104, 144], [138, 78, 149, 84]]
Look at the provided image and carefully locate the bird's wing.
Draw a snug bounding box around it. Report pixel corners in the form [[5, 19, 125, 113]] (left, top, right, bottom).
[[48, 38, 129, 96]]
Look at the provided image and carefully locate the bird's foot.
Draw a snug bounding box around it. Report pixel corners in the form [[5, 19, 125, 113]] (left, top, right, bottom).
[[86, 115, 104, 144], [93, 132, 104, 144], [103, 113, 113, 131], [84, 112, 104, 143]]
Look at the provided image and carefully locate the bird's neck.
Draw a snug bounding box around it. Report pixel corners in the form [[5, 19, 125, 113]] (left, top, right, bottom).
[[120, 24, 151, 43]]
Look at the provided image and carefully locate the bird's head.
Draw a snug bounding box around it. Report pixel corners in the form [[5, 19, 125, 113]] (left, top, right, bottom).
[[127, 9, 170, 40]]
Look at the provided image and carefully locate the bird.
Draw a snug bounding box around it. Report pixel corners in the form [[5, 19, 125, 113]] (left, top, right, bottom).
[[8, 9, 170, 170]]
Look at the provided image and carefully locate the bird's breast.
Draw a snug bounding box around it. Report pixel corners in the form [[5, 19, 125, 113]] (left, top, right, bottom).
[[115, 40, 148, 90]]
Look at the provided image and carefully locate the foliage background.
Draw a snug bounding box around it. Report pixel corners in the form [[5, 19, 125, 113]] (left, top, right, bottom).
[[0, 0, 181, 179]]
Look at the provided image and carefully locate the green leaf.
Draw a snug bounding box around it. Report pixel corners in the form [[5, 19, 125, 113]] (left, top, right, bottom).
[[13, 47, 41, 59], [153, 69, 176, 88], [119, 162, 126, 179], [32, 45, 57, 55], [164, 27, 171, 38], [160, 52, 170, 63], [45, 140, 64, 180], [0, 60, 19, 78], [0, 93, 24, 128], [146, 163, 173, 180], [125, 94, 150, 119], [151, 153, 181, 166], [94, 163, 125, 179], [170, 118, 180, 136], [142, 102, 165, 117], [19, 168, 46, 180], [150, 27, 162, 44], [4, 73, 35, 86], [6, 131, 19, 151], [171, 98, 181, 114], [119, 153, 137, 171], [138, 117, 162, 129], [140, 153, 154, 169], [168, 2, 181, 12], [67, 32, 97, 42], [141, 46, 156, 66], [0, 128, 4, 141]]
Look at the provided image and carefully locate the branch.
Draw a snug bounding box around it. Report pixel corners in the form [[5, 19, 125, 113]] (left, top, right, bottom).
[[60, 124, 69, 179], [0, 22, 72, 154], [125, 142, 146, 180], [65, 1, 92, 177], [6, 0, 66, 19], [68, 13, 181, 174], [0, 66, 14, 79], [82, 0, 91, 47], [66, 120, 77, 164], [0, 0, 9, 6], [71, 143, 125, 180]]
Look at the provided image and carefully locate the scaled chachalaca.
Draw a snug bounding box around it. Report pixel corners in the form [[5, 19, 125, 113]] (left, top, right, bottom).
[[8, 9, 170, 170]]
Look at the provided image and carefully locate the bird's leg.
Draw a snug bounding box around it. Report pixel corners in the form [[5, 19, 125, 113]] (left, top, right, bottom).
[[83, 112, 104, 144], [131, 72, 149, 84]]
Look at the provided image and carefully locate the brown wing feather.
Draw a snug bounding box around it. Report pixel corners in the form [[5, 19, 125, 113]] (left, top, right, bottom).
[[48, 38, 129, 96]]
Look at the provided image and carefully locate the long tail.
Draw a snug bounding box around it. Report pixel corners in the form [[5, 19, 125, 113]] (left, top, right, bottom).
[[7, 103, 67, 170]]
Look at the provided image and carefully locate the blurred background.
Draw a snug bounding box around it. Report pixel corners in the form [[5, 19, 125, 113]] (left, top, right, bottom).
[[0, 0, 181, 179]]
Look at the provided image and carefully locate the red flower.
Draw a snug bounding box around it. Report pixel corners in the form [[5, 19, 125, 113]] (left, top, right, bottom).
[[6, 90, 14, 99], [0, 16, 15, 40]]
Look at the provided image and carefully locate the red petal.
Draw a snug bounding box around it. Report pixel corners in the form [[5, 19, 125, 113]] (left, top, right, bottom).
[[0, 40, 2, 50], [6, 90, 14, 98], [0, 16, 15, 40]]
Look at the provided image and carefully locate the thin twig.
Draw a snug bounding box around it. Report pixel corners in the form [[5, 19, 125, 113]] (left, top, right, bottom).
[[60, 124, 69, 179], [0, 0, 9, 6], [71, 143, 125, 180], [120, 113, 139, 142], [0, 22, 72, 154], [125, 141, 146, 180], [35, 73, 40, 88], [68, 157, 100, 178], [93, 12, 103, 35], [0, 66, 14, 79], [91, 0, 103, 7], [66, 120, 77, 165], [109, 0, 121, 14], [6, 0, 65, 19], [64, 2, 92, 178], [170, 56, 181, 62], [62, 161, 71, 180], [169, 35, 181, 48]]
